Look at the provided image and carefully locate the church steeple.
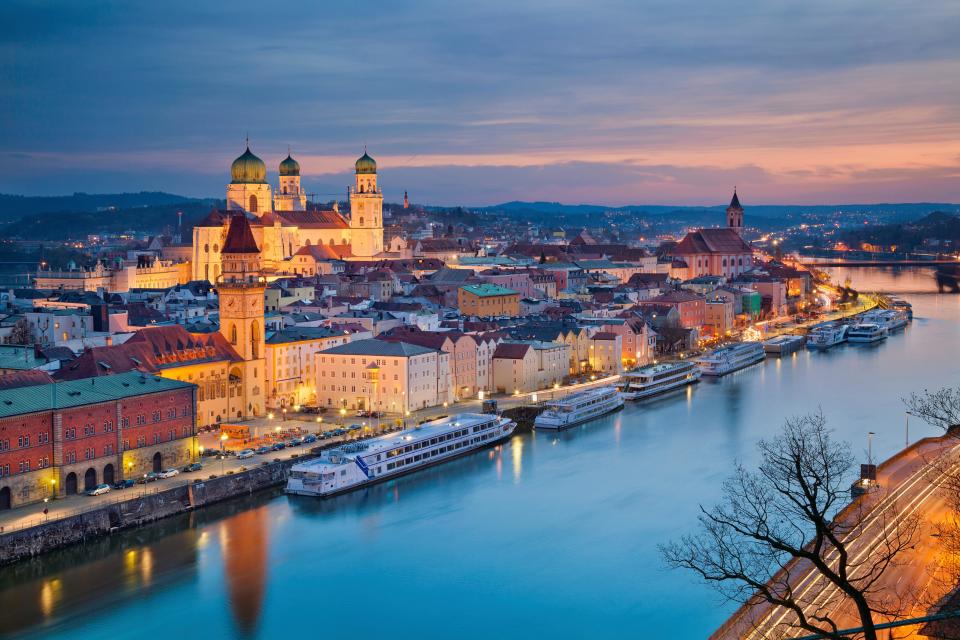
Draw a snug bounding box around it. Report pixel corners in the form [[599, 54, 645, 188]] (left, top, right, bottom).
[[726, 188, 744, 235]]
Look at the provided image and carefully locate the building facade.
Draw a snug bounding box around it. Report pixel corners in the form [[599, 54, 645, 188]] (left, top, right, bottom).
[[0, 372, 196, 510]]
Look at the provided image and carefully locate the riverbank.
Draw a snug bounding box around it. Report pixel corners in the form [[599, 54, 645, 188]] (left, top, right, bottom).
[[0, 457, 299, 566]]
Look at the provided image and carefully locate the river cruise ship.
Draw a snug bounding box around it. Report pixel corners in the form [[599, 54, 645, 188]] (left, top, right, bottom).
[[860, 308, 909, 332], [619, 361, 701, 401], [763, 334, 806, 356], [846, 322, 888, 343], [286, 413, 516, 497], [533, 386, 624, 430], [807, 322, 848, 350], [696, 341, 766, 376]]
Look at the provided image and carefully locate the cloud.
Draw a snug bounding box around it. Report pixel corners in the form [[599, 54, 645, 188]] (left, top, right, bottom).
[[0, 0, 958, 204]]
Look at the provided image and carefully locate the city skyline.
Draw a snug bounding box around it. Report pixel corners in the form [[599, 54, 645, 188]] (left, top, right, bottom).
[[2, 1, 959, 205]]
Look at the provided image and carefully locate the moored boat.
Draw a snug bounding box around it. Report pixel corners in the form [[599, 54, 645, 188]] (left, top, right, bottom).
[[619, 361, 701, 400], [286, 413, 516, 497], [846, 322, 888, 343], [696, 341, 766, 376], [763, 334, 806, 356], [806, 322, 848, 350], [533, 386, 624, 430]]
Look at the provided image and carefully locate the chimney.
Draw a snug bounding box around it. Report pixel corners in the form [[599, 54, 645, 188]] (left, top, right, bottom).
[[105, 335, 113, 347]]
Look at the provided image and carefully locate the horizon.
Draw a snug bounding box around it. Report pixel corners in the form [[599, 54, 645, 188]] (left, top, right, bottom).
[[2, 2, 959, 206]]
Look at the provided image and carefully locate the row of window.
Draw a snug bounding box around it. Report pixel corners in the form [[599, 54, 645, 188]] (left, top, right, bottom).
[[384, 430, 497, 471]]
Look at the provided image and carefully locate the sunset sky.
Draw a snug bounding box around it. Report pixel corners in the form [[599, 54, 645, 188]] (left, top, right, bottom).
[[1, 1, 959, 206]]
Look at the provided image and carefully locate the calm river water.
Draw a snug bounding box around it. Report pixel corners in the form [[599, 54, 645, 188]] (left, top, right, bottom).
[[2, 266, 958, 640]]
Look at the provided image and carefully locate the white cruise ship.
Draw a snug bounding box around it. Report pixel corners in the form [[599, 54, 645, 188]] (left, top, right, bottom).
[[286, 413, 516, 497], [846, 322, 888, 343], [619, 361, 701, 401], [807, 322, 848, 350], [696, 341, 766, 376], [533, 386, 624, 430], [860, 309, 909, 332]]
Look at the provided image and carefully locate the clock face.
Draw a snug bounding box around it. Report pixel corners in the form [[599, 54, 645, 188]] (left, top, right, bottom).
[[223, 297, 236, 311]]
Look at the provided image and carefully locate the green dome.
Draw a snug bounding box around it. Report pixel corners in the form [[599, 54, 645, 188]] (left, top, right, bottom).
[[355, 150, 377, 174], [230, 146, 267, 184], [279, 154, 300, 177]]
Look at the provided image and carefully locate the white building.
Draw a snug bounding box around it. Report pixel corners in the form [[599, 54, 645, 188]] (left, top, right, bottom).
[[314, 339, 453, 414]]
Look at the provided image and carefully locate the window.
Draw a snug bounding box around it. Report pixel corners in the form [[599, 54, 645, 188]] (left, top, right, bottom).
[[104, 420, 114, 432], [121, 417, 130, 428]]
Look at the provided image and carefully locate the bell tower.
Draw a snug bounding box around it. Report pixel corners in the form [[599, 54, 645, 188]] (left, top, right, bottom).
[[726, 188, 744, 235], [349, 149, 384, 258], [217, 214, 266, 418]]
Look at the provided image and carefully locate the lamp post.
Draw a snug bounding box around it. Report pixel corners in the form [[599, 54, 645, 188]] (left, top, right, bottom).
[[49, 478, 57, 501], [867, 431, 875, 466], [905, 411, 912, 448], [339, 407, 346, 427], [220, 433, 228, 475]]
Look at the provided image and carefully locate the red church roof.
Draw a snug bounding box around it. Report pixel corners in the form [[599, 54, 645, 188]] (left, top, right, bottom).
[[672, 228, 751, 255]]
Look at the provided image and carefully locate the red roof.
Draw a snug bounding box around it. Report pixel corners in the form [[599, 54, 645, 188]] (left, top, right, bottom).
[[55, 326, 241, 380], [222, 214, 260, 254], [493, 343, 531, 359], [672, 228, 751, 255], [591, 332, 618, 341], [277, 210, 350, 229], [0, 370, 55, 390]]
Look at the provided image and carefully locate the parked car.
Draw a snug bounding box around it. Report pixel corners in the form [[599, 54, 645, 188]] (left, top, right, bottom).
[[347, 424, 362, 432], [271, 442, 286, 451], [303, 434, 317, 444], [112, 479, 136, 490], [289, 437, 303, 446], [331, 428, 347, 437], [254, 446, 271, 455], [87, 483, 111, 496], [237, 449, 255, 460], [183, 462, 203, 473], [135, 472, 160, 484], [158, 468, 180, 479]]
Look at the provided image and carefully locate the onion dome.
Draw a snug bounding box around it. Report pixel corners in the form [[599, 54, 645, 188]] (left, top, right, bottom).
[[279, 153, 300, 177], [231, 146, 267, 184], [355, 150, 377, 174]]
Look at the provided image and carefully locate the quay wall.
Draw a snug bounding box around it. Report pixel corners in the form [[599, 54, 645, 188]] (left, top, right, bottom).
[[0, 456, 302, 566]]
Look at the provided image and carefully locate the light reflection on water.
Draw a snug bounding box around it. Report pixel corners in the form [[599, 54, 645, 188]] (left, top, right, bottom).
[[0, 267, 957, 640]]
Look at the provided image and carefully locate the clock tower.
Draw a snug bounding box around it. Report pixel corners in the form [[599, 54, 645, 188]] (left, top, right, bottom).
[[218, 213, 266, 419], [349, 149, 384, 258]]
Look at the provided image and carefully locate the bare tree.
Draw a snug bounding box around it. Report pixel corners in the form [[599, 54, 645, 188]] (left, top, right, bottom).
[[904, 387, 960, 434], [661, 413, 919, 640], [8, 318, 34, 345]]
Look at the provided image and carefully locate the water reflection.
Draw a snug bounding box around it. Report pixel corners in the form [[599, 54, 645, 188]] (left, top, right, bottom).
[[221, 506, 270, 637]]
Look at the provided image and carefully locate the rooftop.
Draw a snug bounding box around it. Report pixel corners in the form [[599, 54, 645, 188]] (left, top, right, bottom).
[[319, 338, 439, 357], [460, 283, 519, 297]]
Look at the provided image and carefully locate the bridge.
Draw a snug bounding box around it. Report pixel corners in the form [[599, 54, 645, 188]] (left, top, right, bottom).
[[800, 259, 957, 267]]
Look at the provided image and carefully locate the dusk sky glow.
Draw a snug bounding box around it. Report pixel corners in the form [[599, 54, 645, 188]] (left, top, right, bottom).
[[2, 0, 959, 206]]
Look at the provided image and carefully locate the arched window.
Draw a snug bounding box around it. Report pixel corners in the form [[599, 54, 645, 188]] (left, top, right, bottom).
[[305, 238, 311, 246], [213, 244, 218, 253], [230, 324, 237, 345], [204, 264, 209, 281], [250, 321, 259, 359], [722, 258, 727, 267], [204, 244, 209, 253], [249, 194, 258, 213], [359, 217, 364, 226]]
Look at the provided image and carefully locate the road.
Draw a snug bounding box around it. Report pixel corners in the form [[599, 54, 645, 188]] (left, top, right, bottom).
[[712, 436, 960, 640]]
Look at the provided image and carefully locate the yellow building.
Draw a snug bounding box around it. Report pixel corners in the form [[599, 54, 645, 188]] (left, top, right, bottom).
[[192, 145, 386, 283], [457, 283, 521, 318], [264, 326, 354, 410]]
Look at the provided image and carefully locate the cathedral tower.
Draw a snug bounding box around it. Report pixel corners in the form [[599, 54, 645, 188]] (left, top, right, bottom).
[[726, 189, 744, 235], [348, 149, 384, 258], [227, 144, 273, 216], [217, 214, 266, 419], [274, 152, 307, 211]]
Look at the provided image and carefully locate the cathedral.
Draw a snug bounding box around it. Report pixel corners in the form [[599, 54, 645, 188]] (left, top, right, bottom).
[[192, 145, 385, 283]]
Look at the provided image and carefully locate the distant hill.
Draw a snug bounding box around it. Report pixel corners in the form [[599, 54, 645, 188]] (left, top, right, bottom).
[[480, 201, 960, 222], [0, 191, 215, 223], [0, 192, 222, 241]]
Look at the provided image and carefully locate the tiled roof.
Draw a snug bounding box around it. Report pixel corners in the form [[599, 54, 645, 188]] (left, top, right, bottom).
[[0, 371, 193, 419], [222, 214, 260, 254], [461, 283, 518, 297], [0, 370, 56, 390], [265, 327, 350, 344], [492, 342, 531, 359], [673, 228, 751, 255], [276, 210, 350, 229], [591, 332, 618, 341], [319, 338, 438, 357]]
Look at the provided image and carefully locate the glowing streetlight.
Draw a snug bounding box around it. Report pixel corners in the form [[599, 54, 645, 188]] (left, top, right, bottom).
[[220, 433, 228, 475]]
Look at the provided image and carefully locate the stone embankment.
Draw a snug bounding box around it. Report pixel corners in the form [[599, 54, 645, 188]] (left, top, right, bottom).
[[0, 456, 301, 566]]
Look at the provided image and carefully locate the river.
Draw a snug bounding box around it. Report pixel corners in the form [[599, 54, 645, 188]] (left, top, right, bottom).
[[2, 266, 957, 640]]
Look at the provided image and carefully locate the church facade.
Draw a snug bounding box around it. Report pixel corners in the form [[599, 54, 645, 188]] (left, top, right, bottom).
[[192, 146, 385, 283], [670, 190, 754, 280]]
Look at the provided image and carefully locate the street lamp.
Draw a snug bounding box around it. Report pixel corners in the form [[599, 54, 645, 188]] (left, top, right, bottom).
[[867, 431, 875, 466], [49, 478, 57, 501], [905, 411, 912, 448], [220, 433, 228, 475], [339, 407, 346, 426]]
